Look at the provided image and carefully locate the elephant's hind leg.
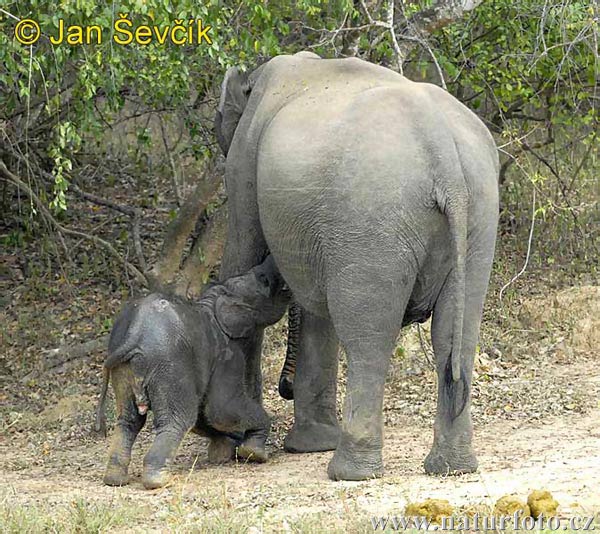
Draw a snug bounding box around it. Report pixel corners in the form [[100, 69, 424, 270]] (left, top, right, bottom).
[[284, 308, 340, 453], [104, 368, 147, 486], [424, 225, 496, 475], [326, 264, 414, 481], [423, 285, 478, 475]]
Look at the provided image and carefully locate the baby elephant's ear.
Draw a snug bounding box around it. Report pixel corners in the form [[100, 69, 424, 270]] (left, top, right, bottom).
[[215, 295, 257, 339]]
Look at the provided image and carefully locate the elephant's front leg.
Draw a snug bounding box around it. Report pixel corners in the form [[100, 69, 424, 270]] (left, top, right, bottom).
[[204, 330, 265, 464], [284, 308, 340, 453], [243, 329, 264, 404], [236, 417, 271, 463], [103, 383, 146, 486], [214, 203, 268, 460], [207, 394, 271, 463]]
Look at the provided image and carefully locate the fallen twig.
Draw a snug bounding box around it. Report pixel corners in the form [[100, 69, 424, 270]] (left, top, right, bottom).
[[159, 115, 182, 207], [20, 335, 109, 383]]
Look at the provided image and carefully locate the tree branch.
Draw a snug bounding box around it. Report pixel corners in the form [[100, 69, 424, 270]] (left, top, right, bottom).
[[159, 115, 182, 207], [146, 158, 224, 289], [70, 182, 147, 271], [0, 158, 148, 285], [20, 335, 109, 383]]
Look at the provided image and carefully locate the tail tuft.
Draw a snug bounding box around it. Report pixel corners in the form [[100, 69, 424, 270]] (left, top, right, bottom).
[[94, 367, 110, 436], [444, 357, 469, 420]]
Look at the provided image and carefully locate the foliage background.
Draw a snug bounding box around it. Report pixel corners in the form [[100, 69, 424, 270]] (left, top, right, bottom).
[[0, 0, 598, 350]]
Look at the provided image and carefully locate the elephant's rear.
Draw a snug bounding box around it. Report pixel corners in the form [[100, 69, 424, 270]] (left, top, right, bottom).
[[105, 294, 187, 368], [257, 75, 497, 316]]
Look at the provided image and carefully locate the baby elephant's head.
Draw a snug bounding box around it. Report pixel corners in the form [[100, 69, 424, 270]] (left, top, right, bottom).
[[210, 255, 291, 339]]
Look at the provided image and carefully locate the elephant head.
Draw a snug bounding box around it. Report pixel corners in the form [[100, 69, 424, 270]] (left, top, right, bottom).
[[96, 255, 290, 489]]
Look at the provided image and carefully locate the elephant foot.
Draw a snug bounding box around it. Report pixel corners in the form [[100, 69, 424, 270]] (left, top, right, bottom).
[[284, 421, 340, 453], [103, 465, 130, 487], [327, 444, 384, 481], [424, 444, 478, 475], [142, 468, 171, 490], [207, 435, 237, 464], [236, 436, 268, 463]]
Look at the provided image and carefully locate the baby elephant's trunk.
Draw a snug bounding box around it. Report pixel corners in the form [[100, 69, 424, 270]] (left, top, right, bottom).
[[94, 367, 110, 436]]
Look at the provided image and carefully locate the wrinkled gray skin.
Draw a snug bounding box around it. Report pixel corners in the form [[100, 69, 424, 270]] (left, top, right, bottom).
[[95, 256, 290, 489], [214, 52, 499, 481]]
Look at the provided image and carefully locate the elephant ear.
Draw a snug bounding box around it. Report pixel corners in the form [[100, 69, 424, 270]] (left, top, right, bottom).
[[215, 63, 267, 155], [214, 294, 258, 339], [215, 67, 252, 156]]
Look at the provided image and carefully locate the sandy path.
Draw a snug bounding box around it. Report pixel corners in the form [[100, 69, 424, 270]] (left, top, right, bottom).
[[3, 407, 599, 522]]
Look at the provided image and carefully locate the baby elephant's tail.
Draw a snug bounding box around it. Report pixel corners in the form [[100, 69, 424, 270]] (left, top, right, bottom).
[[94, 367, 110, 436]]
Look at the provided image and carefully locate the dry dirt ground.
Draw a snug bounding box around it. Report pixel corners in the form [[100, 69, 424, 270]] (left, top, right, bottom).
[[1, 285, 599, 532]]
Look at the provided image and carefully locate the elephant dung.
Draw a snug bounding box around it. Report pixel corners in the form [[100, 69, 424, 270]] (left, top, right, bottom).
[[494, 495, 531, 517], [527, 490, 559, 519], [405, 499, 454, 524]]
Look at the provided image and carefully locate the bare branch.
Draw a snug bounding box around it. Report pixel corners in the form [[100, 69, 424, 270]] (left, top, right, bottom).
[[70, 183, 136, 216], [0, 158, 148, 285], [499, 187, 537, 300], [359, 0, 404, 73], [159, 115, 182, 207], [146, 158, 224, 289], [70, 183, 147, 271], [385, 0, 404, 74], [131, 209, 147, 272], [20, 335, 109, 383], [395, 34, 447, 90]]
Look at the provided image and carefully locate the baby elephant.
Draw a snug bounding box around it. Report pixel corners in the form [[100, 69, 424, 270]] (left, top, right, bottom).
[[95, 256, 290, 489]]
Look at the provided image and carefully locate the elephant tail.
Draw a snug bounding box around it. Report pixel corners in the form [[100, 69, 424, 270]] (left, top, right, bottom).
[[435, 179, 468, 384], [94, 366, 110, 436], [278, 302, 302, 400]]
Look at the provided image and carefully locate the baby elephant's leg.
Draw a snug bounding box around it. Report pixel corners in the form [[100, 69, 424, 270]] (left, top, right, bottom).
[[209, 396, 271, 463], [236, 398, 271, 463], [142, 425, 189, 489], [104, 371, 146, 486]]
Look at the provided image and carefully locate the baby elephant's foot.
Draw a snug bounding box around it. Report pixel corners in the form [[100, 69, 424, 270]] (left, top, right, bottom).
[[327, 433, 384, 481], [424, 444, 478, 475], [236, 434, 268, 463], [103, 464, 130, 486], [284, 421, 340, 453], [208, 435, 237, 464], [142, 467, 171, 490]]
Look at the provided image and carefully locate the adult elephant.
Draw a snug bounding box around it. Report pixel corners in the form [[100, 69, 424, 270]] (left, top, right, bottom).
[[214, 51, 499, 481]]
